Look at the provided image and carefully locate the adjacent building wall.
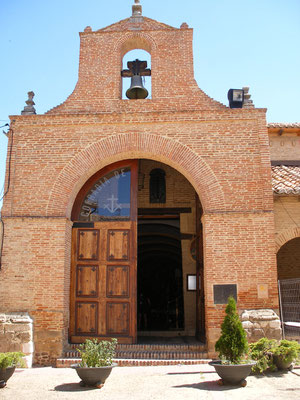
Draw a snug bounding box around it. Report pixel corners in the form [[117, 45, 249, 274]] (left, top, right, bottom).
[[269, 133, 300, 160], [269, 128, 300, 281]]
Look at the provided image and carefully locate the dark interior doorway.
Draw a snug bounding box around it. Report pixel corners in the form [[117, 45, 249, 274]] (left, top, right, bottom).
[[137, 217, 184, 332]]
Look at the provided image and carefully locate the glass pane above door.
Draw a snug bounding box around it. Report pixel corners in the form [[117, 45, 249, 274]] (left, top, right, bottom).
[[79, 167, 131, 221]]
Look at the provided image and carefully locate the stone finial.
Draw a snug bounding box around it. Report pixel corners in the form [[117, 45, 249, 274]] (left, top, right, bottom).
[[21, 91, 36, 115], [131, 0, 143, 23], [132, 0, 142, 16], [242, 86, 255, 109], [180, 22, 189, 29]]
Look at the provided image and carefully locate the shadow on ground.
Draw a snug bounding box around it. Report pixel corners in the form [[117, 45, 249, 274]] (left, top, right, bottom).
[[251, 370, 290, 380], [167, 371, 215, 375], [173, 380, 242, 391], [54, 382, 96, 392]]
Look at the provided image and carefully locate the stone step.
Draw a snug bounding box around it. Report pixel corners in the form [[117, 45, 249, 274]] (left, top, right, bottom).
[[59, 341, 209, 367], [68, 343, 206, 352], [65, 349, 208, 360], [56, 357, 211, 368]]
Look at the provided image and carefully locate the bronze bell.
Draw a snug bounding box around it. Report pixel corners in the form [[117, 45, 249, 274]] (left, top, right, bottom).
[[126, 75, 148, 99]]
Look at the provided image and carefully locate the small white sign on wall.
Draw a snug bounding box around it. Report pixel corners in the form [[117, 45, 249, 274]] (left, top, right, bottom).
[[187, 274, 200, 291]]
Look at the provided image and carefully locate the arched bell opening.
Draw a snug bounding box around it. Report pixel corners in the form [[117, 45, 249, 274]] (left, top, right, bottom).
[[121, 49, 151, 99]]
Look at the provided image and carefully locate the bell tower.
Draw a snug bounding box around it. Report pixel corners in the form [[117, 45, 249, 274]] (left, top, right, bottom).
[[47, 0, 224, 114]]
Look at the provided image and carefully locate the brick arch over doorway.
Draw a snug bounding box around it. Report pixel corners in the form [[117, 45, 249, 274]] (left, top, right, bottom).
[[275, 227, 300, 252], [46, 132, 225, 218]]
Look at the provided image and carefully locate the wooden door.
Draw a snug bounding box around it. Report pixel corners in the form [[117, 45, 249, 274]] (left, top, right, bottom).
[[70, 160, 137, 344], [196, 195, 205, 341]]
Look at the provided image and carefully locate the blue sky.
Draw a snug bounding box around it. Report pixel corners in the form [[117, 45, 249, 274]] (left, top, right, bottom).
[[0, 0, 299, 207]]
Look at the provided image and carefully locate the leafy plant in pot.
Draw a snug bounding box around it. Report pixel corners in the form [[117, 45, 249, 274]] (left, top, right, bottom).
[[0, 352, 25, 388], [272, 339, 300, 370], [72, 338, 118, 388], [209, 296, 255, 386], [249, 337, 277, 373]]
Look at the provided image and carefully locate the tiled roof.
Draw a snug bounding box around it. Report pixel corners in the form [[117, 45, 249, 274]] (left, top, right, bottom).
[[272, 165, 300, 195], [268, 123, 300, 129]]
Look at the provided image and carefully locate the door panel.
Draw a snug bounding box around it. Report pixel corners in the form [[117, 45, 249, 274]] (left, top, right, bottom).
[[77, 229, 99, 260], [107, 229, 130, 261], [75, 302, 98, 335], [107, 302, 130, 335], [70, 160, 137, 344], [76, 265, 98, 297], [107, 265, 129, 297]]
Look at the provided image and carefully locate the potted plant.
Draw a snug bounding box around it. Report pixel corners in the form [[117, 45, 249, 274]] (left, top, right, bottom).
[[272, 339, 300, 370], [0, 352, 25, 388], [249, 337, 277, 373], [209, 296, 255, 386], [72, 338, 117, 388]]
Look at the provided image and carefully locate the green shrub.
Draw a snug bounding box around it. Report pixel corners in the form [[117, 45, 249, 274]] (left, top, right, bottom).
[[272, 339, 300, 365], [77, 338, 117, 367], [249, 338, 277, 373], [215, 296, 249, 364], [0, 352, 25, 369], [250, 338, 300, 373]]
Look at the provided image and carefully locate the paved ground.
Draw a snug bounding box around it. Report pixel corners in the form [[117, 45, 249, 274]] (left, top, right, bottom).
[[1, 363, 300, 400]]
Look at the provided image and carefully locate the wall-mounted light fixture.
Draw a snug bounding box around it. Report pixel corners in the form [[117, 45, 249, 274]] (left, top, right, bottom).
[[227, 89, 244, 108]]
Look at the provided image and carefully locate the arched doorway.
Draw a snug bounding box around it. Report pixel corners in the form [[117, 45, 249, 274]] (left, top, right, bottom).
[[277, 237, 300, 339], [70, 158, 205, 344], [277, 237, 300, 280]]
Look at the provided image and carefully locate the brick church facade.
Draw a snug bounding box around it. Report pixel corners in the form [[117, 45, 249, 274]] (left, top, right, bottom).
[[1, 2, 299, 365]]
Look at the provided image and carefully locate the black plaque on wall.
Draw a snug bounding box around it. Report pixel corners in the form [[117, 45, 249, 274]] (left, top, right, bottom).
[[213, 284, 237, 304]]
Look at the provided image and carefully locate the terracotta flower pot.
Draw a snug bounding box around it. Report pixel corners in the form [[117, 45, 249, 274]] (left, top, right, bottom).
[[71, 363, 116, 388]]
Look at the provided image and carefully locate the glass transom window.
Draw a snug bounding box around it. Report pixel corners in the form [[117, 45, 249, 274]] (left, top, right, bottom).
[[79, 167, 131, 221]]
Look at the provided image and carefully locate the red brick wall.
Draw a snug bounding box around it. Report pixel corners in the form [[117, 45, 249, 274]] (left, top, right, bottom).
[[0, 15, 277, 360], [0, 217, 72, 364]]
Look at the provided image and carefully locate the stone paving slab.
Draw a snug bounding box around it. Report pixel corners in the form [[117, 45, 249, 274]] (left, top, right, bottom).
[[1, 364, 300, 400]]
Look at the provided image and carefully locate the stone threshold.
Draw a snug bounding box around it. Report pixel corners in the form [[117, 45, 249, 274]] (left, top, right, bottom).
[[56, 358, 211, 368], [66, 350, 208, 359]]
